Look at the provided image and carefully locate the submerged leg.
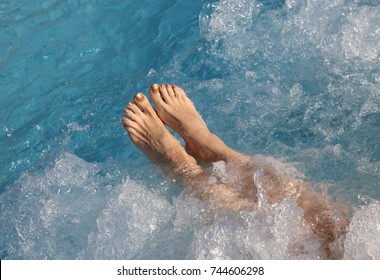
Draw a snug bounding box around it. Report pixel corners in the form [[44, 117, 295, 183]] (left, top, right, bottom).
[[123, 86, 349, 258], [296, 186, 349, 259], [148, 84, 349, 258]]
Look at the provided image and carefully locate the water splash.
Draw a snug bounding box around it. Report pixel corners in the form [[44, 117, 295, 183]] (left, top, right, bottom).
[[1, 0, 379, 260]]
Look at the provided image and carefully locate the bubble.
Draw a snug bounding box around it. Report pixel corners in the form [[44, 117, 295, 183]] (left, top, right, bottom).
[[2, 0, 380, 260], [3, 126, 13, 137], [344, 202, 380, 259], [341, 6, 380, 62]]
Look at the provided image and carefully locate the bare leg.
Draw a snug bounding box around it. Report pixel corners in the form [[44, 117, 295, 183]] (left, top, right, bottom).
[[150, 84, 250, 164], [121, 93, 202, 177], [149, 84, 349, 258], [122, 93, 254, 212]]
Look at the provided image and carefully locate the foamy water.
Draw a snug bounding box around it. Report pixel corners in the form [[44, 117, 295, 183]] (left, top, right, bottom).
[[1, 0, 379, 259], [2, 151, 379, 259]]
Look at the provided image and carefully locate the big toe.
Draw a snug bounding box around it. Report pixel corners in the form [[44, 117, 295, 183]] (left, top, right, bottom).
[[150, 83, 160, 94]]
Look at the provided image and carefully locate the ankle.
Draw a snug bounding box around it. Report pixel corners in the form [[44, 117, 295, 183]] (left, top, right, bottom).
[[167, 146, 203, 178], [207, 134, 251, 164], [207, 134, 236, 161]]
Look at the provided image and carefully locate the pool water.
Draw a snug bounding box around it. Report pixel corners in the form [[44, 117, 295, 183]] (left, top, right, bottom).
[[1, 0, 379, 259]]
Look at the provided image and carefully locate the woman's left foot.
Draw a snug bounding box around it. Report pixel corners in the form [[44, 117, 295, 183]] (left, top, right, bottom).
[[122, 93, 201, 176]]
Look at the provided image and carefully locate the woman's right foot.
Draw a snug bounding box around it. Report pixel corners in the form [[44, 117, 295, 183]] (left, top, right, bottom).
[[150, 84, 250, 164]]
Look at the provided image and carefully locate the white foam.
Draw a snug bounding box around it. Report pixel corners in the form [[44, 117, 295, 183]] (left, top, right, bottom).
[[188, 196, 323, 260], [200, 0, 256, 39], [344, 202, 380, 259], [357, 158, 380, 176], [89, 179, 176, 259], [2, 0, 380, 260], [200, 0, 260, 60], [1, 150, 380, 259], [200, 0, 380, 72], [341, 6, 380, 61], [5, 152, 107, 259]]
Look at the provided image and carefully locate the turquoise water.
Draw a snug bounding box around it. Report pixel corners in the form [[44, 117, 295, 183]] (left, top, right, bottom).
[[1, 0, 379, 259]]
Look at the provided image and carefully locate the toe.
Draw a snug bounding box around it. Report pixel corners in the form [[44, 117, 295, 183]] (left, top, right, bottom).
[[124, 126, 146, 146], [150, 85, 166, 108], [172, 85, 186, 98], [121, 117, 137, 127], [134, 92, 155, 115], [121, 117, 134, 130], [126, 102, 142, 116], [121, 117, 127, 126], [166, 84, 176, 98], [159, 84, 171, 103], [123, 107, 139, 121], [122, 118, 145, 141], [150, 83, 160, 94]]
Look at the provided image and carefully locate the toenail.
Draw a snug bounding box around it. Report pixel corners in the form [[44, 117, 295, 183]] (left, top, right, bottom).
[[128, 102, 133, 107], [135, 93, 144, 101], [151, 84, 159, 92]]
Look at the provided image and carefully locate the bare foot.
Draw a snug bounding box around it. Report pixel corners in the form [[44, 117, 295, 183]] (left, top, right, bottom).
[[121, 93, 201, 178], [150, 84, 250, 163]]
